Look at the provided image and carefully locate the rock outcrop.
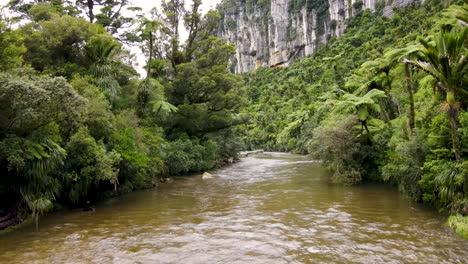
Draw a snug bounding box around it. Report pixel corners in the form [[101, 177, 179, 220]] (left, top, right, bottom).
[[217, 0, 421, 73], [202, 172, 216, 179]]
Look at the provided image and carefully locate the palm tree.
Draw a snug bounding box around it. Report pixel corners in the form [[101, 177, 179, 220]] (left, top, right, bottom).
[[445, 0, 468, 27], [136, 16, 161, 81], [85, 35, 120, 98], [406, 28, 468, 163]]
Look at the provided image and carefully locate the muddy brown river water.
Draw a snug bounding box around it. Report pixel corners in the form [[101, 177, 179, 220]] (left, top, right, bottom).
[[1, 153, 467, 263]]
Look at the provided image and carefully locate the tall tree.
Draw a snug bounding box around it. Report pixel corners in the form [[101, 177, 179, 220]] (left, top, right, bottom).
[[166, 35, 243, 135], [8, 0, 78, 19], [75, 0, 139, 36], [135, 14, 177, 118], [76, 0, 97, 22], [408, 28, 468, 163], [184, 0, 201, 60], [359, 57, 400, 122], [384, 47, 420, 135], [85, 34, 121, 98], [0, 73, 85, 226], [0, 16, 26, 71], [160, 0, 185, 70], [135, 15, 160, 116]]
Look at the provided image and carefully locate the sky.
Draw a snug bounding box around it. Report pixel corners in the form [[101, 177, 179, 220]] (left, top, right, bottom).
[[0, 0, 223, 75], [0, 0, 222, 13], [133, 0, 222, 15], [131, 0, 222, 40]]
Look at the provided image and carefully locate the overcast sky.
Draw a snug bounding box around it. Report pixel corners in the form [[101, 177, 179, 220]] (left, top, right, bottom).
[[0, 0, 222, 18], [133, 0, 222, 14]]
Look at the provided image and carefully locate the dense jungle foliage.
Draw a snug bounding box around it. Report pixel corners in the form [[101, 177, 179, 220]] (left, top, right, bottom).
[[236, 0, 468, 236], [0, 0, 244, 228], [0, 0, 467, 238]]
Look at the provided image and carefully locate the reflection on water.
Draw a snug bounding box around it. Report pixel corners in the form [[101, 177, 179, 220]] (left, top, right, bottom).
[[1, 152, 467, 263]]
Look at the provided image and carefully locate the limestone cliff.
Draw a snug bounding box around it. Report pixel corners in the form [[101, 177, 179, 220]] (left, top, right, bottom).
[[217, 0, 420, 73]]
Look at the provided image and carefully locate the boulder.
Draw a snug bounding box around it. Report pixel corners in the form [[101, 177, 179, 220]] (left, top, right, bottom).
[[202, 172, 216, 179]]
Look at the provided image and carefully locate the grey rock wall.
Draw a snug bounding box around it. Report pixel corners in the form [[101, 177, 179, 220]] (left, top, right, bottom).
[[218, 0, 420, 73]]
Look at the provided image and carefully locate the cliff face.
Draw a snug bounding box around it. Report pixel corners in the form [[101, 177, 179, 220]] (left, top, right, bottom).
[[218, 0, 420, 73]]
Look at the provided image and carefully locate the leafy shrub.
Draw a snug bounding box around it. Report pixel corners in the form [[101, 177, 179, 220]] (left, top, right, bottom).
[[308, 116, 372, 184], [447, 214, 468, 239], [64, 127, 120, 204], [166, 135, 220, 175]]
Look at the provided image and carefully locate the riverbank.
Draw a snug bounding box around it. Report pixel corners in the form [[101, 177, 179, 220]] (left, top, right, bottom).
[[0, 154, 242, 234]]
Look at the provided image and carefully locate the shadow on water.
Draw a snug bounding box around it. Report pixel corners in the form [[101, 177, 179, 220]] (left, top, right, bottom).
[[1, 152, 467, 263]]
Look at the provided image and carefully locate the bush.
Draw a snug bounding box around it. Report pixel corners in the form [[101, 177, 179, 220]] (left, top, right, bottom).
[[381, 126, 428, 201], [447, 214, 468, 239], [308, 116, 373, 184], [64, 127, 120, 204], [166, 135, 220, 175]]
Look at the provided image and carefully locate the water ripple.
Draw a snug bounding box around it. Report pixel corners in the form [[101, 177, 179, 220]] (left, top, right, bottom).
[[1, 152, 467, 263]]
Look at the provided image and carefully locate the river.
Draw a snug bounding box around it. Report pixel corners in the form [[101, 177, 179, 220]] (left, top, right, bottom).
[[1, 153, 467, 263]]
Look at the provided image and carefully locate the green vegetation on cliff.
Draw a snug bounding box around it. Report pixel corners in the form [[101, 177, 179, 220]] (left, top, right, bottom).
[[237, 0, 468, 225]]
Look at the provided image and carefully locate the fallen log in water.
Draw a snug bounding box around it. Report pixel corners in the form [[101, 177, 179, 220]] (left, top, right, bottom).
[[0, 213, 17, 230]]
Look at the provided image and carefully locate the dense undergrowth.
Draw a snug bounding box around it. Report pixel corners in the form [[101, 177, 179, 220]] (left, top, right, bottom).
[[236, 0, 468, 236], [0, 0, 244, 229]]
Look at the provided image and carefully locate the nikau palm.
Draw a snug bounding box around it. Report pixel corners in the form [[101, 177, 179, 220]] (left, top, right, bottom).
[[408, 28, 468, 163], [446, 0, 468, 27], [85, 35, 120, 97]]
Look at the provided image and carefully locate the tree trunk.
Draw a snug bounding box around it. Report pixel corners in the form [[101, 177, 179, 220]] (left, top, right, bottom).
[[383, 71, 397, 120], [379, 101, 391, 122], [448, 105, 462, 163], [35, 214, 39, 230], [362, 120, 373, 145], [146, 31, 153, 81], [0, 218, 16, 230], [444, 0, 451, 8], [404, 61, 415, 136], [87, 0, 95, 23], [0, 212, 16, 230]]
